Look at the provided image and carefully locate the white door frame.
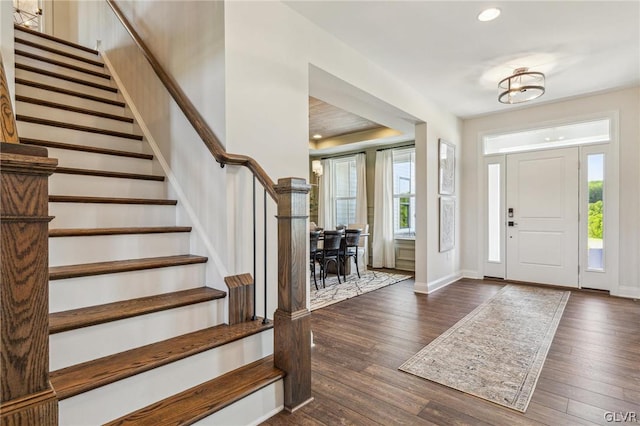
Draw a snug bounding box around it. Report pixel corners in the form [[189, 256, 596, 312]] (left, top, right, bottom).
[[476, 111, 619, 292]]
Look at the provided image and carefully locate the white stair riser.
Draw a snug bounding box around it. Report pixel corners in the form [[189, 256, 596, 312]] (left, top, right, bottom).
[[50, 264, 206, 313], [49, 203, 176, 229], [16, 83, 127, 117], [46, 147, 152, 175], [16, 55, 113, 86], [16, 101, 134, 134], [195, 381, 283, 426], [16, 68, 120, 101], [49, 232, 191, 266], [50, 174, 166, 199], [17, 121, 143, 153], [50, 299, 226, 370], [57, 330, 274, 425], [15, 32, 102, 62]]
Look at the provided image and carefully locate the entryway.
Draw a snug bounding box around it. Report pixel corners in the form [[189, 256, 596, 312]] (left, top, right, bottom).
[[481, 116, 618, 291], [505, 147, 579, 287]]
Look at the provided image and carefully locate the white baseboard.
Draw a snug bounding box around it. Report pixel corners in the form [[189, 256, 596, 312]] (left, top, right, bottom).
[[462, 270, 481, 279], [101, 52, 229, 281], [414, 271, 463, 295], [613, 285, 640, 299]]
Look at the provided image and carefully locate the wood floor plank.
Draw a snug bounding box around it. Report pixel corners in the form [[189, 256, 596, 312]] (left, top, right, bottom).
[[312, 356, 429, 415], [49, 287, 225, 333], [51, 319, 273, 399], [22, 138, 151, 159], [15, 24, 100, 55], [105, 356, 283, 426], [49, 254, 207, 280], [418, 401, 493, 426], [263, 278, 640, 425]]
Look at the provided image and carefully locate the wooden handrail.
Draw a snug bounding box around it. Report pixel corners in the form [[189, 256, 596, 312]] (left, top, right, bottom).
[[105, 0, 277, 201]]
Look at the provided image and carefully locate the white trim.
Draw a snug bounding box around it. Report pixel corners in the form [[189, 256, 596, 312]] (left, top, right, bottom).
[[476, 110, 620, 290], [415, 271, 463, 295], [248, 402, 285, 426], [101, 52, 229, 280], [612, 286, 640, 300], [462, 270, 481, 279], [413, 281, 429, 294]]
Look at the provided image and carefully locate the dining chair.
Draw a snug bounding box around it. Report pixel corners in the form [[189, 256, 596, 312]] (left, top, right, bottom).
[[348, 223, 369, 272], [317, 230, 343, 288], [340, 229, 362, 281], [309, 230, 321, 290]]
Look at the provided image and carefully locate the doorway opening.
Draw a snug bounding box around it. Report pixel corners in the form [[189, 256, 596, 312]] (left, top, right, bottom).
[[481, 115, 618, 291]]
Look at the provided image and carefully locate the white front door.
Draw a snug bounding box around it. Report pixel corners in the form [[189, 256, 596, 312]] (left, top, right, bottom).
[[506, 148, 579, 287]]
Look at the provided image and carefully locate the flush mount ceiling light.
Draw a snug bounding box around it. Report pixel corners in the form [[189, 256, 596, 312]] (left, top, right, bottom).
[[498, 67, 545, 104], [312, 134, 322, 140], [477, 8, 501, 22]]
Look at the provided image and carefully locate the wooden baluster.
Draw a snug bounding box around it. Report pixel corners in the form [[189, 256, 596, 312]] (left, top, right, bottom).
[[0, 54, 19, 144], [273, 178, 313, 412], [0, 142, 58, 424]]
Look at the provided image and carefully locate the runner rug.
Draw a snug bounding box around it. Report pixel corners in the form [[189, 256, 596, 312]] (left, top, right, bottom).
[[310, 270, 412, 311], [399, 284, 570, 412]]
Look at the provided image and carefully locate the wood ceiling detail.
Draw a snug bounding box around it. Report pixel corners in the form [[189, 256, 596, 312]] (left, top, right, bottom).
[[309, 97, 384, 141]]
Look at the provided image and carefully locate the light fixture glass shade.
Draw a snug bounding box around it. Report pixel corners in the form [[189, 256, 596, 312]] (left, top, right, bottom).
[[498, 67, 545, 104], [311, 160, 323, 176]]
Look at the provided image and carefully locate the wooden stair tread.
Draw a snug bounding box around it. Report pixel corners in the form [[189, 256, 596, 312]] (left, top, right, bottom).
[[16, 96, 133, 123], [17, 116, 142, 140], [49, 195, 176, 205], [16, 78, 126, 107], [16, 63, 117, 92], [15, 49, 111, 79], [49, 254, 207, 280], [104, 356, 283, 426], [14, 37, 104, 67], [15, 24, 100, 55], [50, 226, 192, 237], [22, 138, 151, 160], [50, 320, 274, 400], [49, 287, 225, 334], [55, 167, 164, 181]]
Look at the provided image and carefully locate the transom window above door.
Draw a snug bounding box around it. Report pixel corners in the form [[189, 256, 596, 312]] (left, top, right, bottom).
[[483, 118, 611, 155]]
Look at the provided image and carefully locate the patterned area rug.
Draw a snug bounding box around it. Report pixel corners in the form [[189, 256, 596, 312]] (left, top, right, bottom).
[[310, 270, 412, 311], [399, 284, 570, 412]]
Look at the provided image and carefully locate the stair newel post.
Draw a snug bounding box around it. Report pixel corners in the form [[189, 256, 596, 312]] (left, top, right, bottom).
[[0, 143, 58, 424], [273, 177, 313, 412]]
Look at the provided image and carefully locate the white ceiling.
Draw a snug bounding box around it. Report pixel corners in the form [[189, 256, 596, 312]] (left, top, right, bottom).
[[287, 1, 640, 119]]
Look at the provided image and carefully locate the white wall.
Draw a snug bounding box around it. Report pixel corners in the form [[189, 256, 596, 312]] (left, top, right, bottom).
[[461, 87, 640, 298], [46, 0, 79, 43], [73, 1, 229, 291], [67, 0, 463, 313], [224, 1, 462, 298]]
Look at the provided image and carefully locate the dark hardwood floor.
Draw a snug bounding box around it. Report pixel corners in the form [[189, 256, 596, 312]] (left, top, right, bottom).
[[263, 278, 640, 425]]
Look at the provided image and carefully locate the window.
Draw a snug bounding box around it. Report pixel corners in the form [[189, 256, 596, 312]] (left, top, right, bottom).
[[483, 118, 611, 155], [393, 148, 415, 236], [333, 156, 357, 226], [487, 163, 501, 262], [587, 153, 604, 271]]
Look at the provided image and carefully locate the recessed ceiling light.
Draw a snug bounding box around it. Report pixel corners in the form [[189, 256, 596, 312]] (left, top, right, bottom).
[[478, 8, 501, 22], [312, 134, 322, 139]]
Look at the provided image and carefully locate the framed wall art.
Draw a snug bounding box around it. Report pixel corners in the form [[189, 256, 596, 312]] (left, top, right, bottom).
[[439, 139, 455, 195], [439, 196, 455, 252]]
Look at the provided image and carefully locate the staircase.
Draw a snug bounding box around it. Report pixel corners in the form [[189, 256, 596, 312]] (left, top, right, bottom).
[[13, 25, 283, 425]]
